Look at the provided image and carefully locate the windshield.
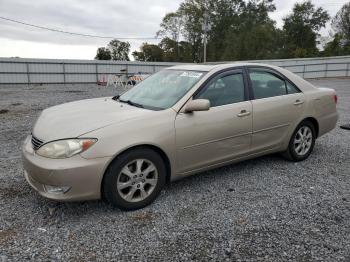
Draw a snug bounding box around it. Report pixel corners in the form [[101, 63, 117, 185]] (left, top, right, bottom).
[[119, 70, 205, 110]]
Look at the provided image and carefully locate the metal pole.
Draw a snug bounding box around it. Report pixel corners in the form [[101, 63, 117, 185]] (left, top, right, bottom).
[[346, 62, 349, 77], [202, 11, 209, 64], [95, 63, 98, 83], [325, 63, 328, 78], [203, 33, 207, 63], [26, 62, 30, 85], [62, 63, 66, 84]]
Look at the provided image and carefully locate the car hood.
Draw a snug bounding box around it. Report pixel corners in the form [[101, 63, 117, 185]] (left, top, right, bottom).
[[32, 97, 152, 142]]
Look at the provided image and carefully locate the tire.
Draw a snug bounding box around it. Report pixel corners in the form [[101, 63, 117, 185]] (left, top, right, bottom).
[[282, 120, 316, 162], [103, 147, 166, 210]]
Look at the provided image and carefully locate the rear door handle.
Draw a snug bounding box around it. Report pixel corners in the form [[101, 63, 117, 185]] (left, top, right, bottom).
[[294, 100, 304, 105], [237, 110, 251, 117]]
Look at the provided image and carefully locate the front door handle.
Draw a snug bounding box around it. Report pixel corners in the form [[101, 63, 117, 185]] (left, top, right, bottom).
[[294, 100, 304, 105], [237, 110, 251, 117]]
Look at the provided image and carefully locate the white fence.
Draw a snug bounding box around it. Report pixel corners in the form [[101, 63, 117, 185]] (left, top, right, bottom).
[[0, 56, 350, 85]]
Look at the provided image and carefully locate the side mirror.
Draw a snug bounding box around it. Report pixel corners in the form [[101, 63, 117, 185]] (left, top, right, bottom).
[[184, 99, 210, 113]]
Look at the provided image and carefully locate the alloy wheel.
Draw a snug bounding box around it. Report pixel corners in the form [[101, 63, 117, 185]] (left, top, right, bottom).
[[116, 159, 158, 203], [293, 126, 313, 156]]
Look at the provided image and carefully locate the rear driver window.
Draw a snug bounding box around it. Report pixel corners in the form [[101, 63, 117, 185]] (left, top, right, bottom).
[[249, 71, 286, 99], [286, 81, 300, 94]]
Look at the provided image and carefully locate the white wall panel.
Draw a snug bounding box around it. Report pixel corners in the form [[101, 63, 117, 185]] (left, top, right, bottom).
[[65, 74, 96, 83], [30, 74, 64, 83], [0, 73, 28, 83], [0, 56, 349, 84], [65, 64, 96, 73], [305, 64, 326, 73], [29, 63, 63, 73], [0, 62, 27, 73], [97, 64, 125, 73]]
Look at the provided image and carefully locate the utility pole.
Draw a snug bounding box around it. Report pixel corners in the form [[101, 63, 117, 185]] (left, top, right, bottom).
[[202, 11, 210, 63]]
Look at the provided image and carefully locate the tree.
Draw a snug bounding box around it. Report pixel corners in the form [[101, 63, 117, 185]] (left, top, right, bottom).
[[158, 12, 184, 43], [157, 12, 186, 61], [159, 37, 193, 62], [283, 1, 330, 57], [323, 33, 347, 57], [178, 0, 211, 62], [132, 43, 164, 61], [107, 39, 131, 61], [158, 0, 283, 62], [219, 0, 282, 60], [159, 37, 177, 61], [332, 2, 350, 44], [95, 47, 111, 60]]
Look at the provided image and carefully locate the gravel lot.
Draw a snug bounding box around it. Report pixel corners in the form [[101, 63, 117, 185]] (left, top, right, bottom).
[[0, 79, 349, 261]]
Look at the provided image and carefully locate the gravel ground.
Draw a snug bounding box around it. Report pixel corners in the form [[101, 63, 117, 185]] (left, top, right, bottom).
[[0, 79, 349, 261]]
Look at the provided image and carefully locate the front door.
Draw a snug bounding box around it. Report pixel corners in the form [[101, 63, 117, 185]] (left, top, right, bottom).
[[175, 70, 253, 174]]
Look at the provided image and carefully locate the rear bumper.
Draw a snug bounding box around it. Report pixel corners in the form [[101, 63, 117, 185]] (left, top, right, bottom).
[[22, 135, 111, 201]]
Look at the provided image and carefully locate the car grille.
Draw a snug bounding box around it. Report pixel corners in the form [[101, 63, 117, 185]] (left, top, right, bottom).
[[31, 135, 44, 150]]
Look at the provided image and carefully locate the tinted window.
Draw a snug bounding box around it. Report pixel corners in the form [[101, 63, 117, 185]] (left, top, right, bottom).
[[196, 73, 245, 107], [250, 71, 287, 99]]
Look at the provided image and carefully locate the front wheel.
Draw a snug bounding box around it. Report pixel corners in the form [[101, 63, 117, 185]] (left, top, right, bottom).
[[103, 148, 166, 210], [283, 121, 316, 162]]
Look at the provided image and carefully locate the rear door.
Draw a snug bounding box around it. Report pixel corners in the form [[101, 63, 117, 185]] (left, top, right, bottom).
[[248, 68, 305, 153], [175, 69, 253, 173]]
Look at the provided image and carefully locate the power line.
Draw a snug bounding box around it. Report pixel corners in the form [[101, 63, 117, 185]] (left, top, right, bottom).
[[0, 16, 158, 40]]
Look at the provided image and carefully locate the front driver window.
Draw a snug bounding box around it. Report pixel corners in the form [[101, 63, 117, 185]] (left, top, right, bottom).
[[196, 73, 245, 107]]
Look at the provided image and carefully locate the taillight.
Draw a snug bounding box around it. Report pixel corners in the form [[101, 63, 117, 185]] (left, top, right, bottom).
[[334, 94, 338, 104]]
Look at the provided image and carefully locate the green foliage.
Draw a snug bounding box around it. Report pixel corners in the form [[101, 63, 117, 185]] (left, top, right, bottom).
[[159, 37, 193, 62], [107, 39, 131, 61], [153, 0, 328, 62], [132, 43, 164, 62], [217, 0, 282, 61], [332, 2, 350, 44], [95, 47, 111, 60], [283, 0, 330, 58], [99, 0, 348, 62], [323, 34, 346, 57], [157, 12, 184, 42]]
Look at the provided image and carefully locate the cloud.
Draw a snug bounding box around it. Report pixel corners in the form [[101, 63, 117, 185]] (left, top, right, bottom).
[[0, 0, 181, 45], [0, 0, 348, 59]]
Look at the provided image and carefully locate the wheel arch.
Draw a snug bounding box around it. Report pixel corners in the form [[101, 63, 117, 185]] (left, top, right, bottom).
[[302, 117, 319, 138], [101, 144, 172, 197]]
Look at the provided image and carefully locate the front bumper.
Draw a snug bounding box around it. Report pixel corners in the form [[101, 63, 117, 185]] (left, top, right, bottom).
[[22, 135, 111, 201]]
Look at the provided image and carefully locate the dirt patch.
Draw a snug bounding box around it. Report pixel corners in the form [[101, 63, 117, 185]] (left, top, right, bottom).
[[0, 109, 9, 114], [236, 217, 248, 225], [132, 212, 155, 222], [0, 229, 17, 245], [0, 186, 30, 199]]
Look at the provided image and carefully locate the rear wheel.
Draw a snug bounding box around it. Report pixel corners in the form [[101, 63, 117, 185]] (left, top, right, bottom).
[[103, 148, 166, 210], [283, 121, 316, 161]]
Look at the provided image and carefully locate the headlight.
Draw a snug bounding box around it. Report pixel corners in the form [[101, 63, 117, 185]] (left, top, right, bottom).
[[36, 138, 97, 159]]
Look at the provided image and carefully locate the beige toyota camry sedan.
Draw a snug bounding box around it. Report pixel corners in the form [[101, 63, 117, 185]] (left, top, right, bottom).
[[22, 63, 338, 210]]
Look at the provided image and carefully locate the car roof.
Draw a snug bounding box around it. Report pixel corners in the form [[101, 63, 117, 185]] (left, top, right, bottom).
[[167, 62, 317, 93], [167, 62, 280, 72]]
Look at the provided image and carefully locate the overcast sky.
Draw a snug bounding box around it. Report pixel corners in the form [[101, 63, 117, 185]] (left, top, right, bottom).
[[0, 0, 348, 60]]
